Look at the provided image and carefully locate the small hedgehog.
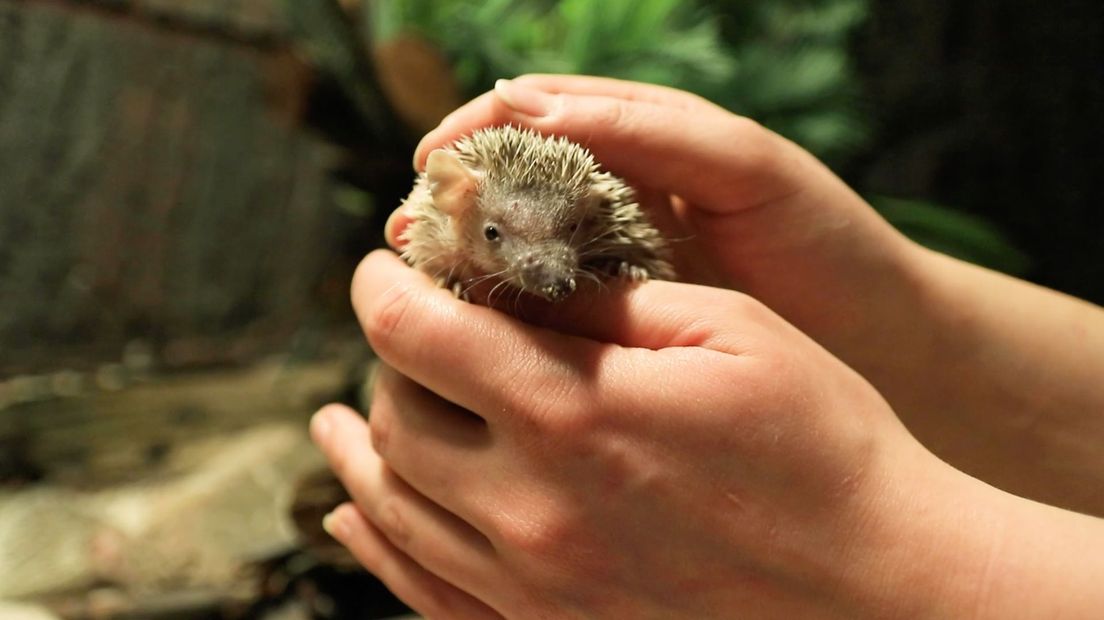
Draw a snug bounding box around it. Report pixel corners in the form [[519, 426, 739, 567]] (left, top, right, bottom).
[[399, 126, 675, 302]]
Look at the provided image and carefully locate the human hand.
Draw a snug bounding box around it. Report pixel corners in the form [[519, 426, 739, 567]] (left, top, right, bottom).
[[383, 77, 1104, 516], [309, 250, 1007, 619], [387, 75, 925, 366]]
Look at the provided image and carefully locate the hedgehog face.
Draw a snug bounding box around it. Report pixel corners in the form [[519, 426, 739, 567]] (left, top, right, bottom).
[[467, 190, 587, 302]]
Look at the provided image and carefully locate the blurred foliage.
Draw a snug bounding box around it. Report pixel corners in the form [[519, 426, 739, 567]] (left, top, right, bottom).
[[371, 0, 733, 96], [366, 0, 865, 161], [871, 197, 1031, 273], [283, 0, 1028, 274]]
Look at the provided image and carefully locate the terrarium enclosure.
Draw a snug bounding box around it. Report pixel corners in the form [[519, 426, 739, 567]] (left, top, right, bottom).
[[1, 0, 1101, 618]]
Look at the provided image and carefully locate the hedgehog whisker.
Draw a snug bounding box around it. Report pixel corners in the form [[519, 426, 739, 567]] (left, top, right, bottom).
[[458, 269, 509, 298], [567, 212, 586, 248], [428, 264, 454, 289], [511, 286, 526, 316], [577, 269, 609, 294], [576, 247, 623, 261], [485, 279, 507, 307], [576, 228, 622, 248], [576, 243, 615, 255], [428, 259, 464, 292], [487, 278, 514, 309]]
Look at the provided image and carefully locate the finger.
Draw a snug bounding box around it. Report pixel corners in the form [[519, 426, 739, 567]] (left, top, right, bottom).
[[355, 247, 751, 352], [511, 73, 718, 112], [386, 206, 415, 249], [310, 404, 500, 592], [352, 251, 617, 425], [418, 74, 718, 170], [324, 503, 505, 620], [352, 251, 748, 427], [370, 364, 497, 524], [415, 79, 810, 214]]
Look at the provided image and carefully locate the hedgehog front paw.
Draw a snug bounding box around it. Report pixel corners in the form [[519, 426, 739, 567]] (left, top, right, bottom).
[[435, 278, 471, 302], [618, 262, 650, 282], [452, 281, 474, 302]]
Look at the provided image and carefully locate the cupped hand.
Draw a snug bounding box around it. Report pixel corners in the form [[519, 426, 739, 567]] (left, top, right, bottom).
[[387, 75, 926, 362], [310, 250, 997, 619]]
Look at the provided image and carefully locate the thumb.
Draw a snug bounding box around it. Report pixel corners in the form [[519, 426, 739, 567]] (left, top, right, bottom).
[[512, 278, 751, 355]]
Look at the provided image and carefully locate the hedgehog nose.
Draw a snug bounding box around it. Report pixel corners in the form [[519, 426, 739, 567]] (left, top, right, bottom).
[[540, 276, 576, 302]]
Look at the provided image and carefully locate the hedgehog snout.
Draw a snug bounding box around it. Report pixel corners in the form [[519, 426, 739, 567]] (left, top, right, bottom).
[[517, 249, 578, 302], [538, 276, 577, 302]]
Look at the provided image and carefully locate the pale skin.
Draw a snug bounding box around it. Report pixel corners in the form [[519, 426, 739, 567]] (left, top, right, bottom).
[[309, 75, 1104, 618]]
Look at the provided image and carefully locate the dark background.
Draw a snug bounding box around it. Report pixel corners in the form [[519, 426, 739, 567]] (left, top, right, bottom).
[[853, 0, 1104, 303]]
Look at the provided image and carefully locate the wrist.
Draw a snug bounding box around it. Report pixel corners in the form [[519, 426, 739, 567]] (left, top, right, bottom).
[[834, 443, 1013, 618], [882, 249, 1104, 514], [706, 169, 938, 373], [839, 437, 1104, 619]]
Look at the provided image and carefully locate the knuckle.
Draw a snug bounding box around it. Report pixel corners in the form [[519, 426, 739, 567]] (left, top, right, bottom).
[[497, 513, 571, 562], [727, 290, 770, 321], [725, 114, 790, 173], [542, 399, 601, 440], [363, 283, 418, 355], [375, 495, 413, 549], [368, 412, 390, 457], [724, 114, 772, 151], [515, 378, 600, 441], [681, 289, 774, 354], [417, 586, 454, 619], [729, 112, 767, 136], [591, 97, 629, 132]]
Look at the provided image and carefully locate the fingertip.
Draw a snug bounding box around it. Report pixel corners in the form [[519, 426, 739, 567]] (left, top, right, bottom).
[[311, 403, 364, 443], [311, 402, 353, 444], [494, 77, 560, 118], [322, 508, 346, 540], [412, 128, 440, 171], [310, 408, 331, 443], [385, 208, 414, 249], [412, 136, 431, 171], [413, 127, 454, 171], [325, 502, 369, 540]]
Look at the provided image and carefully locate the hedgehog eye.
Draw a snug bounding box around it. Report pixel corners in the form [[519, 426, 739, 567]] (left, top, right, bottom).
[[568, 222, 579, 232], [483, 224, 501, 241]]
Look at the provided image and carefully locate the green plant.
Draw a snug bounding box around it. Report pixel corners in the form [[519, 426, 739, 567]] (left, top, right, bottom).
[[365, 0, 871, 161], [871, 196, 1031, 273]]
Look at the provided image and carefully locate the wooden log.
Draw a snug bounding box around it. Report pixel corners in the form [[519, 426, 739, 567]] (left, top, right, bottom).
[[0, 344, 367, 487]]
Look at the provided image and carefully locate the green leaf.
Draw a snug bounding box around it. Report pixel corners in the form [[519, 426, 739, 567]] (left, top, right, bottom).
[[331, 184, 376, 219], [872, 196, 1031, 274]]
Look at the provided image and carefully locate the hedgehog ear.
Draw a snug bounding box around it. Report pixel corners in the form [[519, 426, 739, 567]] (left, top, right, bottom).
[[426, 149, 478, 217]]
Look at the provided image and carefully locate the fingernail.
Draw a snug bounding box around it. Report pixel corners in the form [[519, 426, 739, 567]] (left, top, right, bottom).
[[322, 511, 346, 538], [495, 78, 556, 117], [310, 410, 332, 442]]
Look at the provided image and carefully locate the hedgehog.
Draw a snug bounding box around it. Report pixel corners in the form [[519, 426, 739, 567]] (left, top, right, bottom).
[[398, 126, 675, 302]]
